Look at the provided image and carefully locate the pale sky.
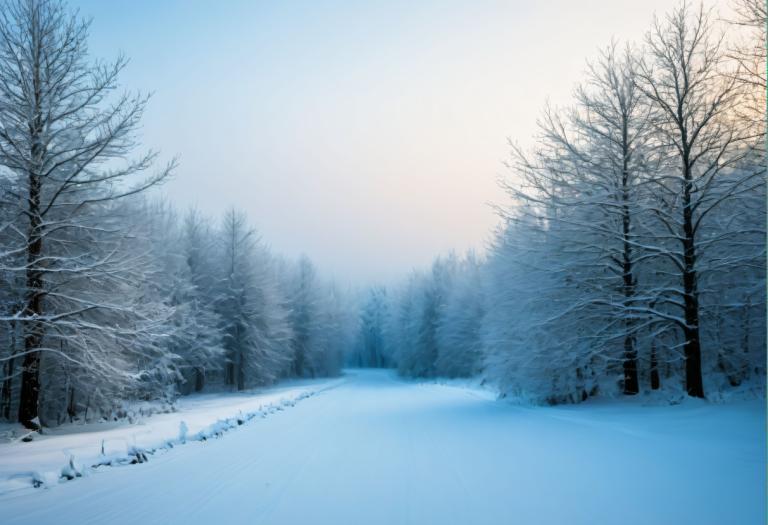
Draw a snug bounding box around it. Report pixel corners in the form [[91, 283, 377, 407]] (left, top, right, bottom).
[[71, 0, 717, 285]]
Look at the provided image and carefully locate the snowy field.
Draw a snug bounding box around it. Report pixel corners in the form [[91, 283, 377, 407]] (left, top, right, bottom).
[[0, 377, 343, 494], [0, 369, 764, 525]]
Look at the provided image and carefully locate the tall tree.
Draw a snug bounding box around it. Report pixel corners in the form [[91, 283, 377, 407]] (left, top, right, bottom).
[[0, 0, 174, 427], [288, 256, 319, 378], [178, 209, 225, 392], [217, 209, 293, 390], [435, 252, 485, 378], [507, 44, 654, 394], [635, 2, 761, 397]]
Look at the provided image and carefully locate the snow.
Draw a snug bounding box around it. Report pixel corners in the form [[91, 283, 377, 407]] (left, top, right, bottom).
[[0, 377, 343, 495], [0, 369, 764, 525]]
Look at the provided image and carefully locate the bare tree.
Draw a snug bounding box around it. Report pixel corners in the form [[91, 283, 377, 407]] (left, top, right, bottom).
[[570, 46, 655, 394], [0, 0, 174, 428], [726, 0, 767, 90], [635, 1, 761, 397], [500, 43, 656, 395], [725, 0, 767, 146]]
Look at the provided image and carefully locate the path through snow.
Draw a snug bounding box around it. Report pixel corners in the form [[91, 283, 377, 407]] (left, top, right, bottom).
[[0, 369, 764, 524]]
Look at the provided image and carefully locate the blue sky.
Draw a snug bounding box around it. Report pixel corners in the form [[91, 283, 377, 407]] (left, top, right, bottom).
[[70, 0, 701, 285]]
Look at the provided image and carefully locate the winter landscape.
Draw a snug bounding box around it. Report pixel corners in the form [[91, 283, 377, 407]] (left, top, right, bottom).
[[0, 0, 765, 524]]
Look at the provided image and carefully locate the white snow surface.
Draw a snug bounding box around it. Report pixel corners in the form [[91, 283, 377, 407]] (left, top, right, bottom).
[[0, 369, 764, 525], [0, 376, 343, 494]]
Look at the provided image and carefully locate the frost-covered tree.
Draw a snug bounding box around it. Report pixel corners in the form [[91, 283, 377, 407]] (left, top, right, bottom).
[[356, 286, 389, 368], [504, 43, 655, 395], [434, 252, 485, 378], [135, 203, 225, 396], [384, 274, 420, 373], [307, 281, 348, 376], [392, 255, 458, 378], [0, 170, 24, 419], [286, 256, 336, 378], [635, 2, 764, 397], [176, 209, 225, 392], [727, 0, 766, 112], [0, 0, 175, 427], [216, 209, 293, 389]]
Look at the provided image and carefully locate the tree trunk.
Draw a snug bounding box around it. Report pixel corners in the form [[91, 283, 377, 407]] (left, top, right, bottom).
[[18, 344, 42, 428], [226, 361, 235, 386], [650, 338, 660, 390], [622, 334, 639, 394], [682, 297, 704, 397], [293, 343, 305, 377], [18, 32, 46, 429], [681, 163, 705, 398], [620, 152, 639, 395], [67, 384, 77, 422], [18, 175, 44, 429], [1, 320, 17, 420], [1, 357, 14, 420], [194, 367, 205, 392], [237, 353, 245, 391]]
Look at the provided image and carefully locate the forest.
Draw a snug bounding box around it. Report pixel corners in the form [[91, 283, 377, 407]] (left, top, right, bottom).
[[352, 0, 766, 403], [0, 0, 765, 434]]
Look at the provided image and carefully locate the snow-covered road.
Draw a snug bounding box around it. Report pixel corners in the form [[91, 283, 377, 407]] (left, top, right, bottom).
[[1, 369, 765, 524]]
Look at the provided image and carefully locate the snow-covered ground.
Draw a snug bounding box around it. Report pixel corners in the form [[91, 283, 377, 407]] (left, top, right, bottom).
[[0, 377, 343, 495], [0, 369, 764, 525]]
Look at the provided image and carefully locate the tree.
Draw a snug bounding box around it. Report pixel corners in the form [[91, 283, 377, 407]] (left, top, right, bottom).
[[287, 256, 320, 378], [136, 203, 225, 396], [726, 0, 766, 92], [216, 209, 293, 390], [435, 252, 485, 378], [635, 2, 762, 397], [176, 209, 225, 392], [505, 44, 655, 394], [0, 0, 175, 427], [393, 255, 457, 378], [357, 286, 388, 368]]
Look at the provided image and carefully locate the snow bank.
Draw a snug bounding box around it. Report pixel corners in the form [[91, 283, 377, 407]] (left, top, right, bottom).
[[0, 377, 343, 495]]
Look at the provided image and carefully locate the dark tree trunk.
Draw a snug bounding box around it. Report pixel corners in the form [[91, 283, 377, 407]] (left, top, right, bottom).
[[741, 299, 752, 382], [226, 361, 235, 386], [67, 384, 77, 422], [18, 333, 42, 429], [682, 307, 704, 397], [237, 354, 245, 391], [18, 175, 44, 429], [1, 320, 17, 420], [622, 334, 639, 395], [18, 38, 46, 429], [681, 163, 704, 398], [194, 367, 205, 392], [293, 343, 305, 378], [1, 356, 14, 420], [650, 339, 660, 390], [620, 144, 639, 395]]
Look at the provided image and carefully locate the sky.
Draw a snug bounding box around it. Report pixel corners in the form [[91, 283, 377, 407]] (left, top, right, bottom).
[[70, 0, 704, 285]]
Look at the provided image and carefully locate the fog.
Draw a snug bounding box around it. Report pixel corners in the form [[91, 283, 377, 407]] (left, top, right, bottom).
[[73, 0, 714, 284]]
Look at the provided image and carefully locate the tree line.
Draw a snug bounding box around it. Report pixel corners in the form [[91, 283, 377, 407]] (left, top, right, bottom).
[[0, 0, 356, 429], [354, 1, 766, 404]]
